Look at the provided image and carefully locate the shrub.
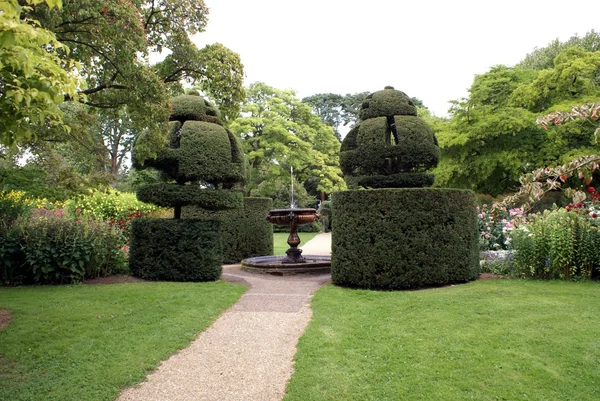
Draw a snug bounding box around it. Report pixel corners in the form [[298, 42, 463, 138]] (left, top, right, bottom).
[[0, 190, 32, 226], [129, 218, 222, 281], [130, 94, 246, 281], [183, 197, 273, 264], [1, 215, 127, 286], [511, 207, 600, 280], [331, 188, 479, 289]]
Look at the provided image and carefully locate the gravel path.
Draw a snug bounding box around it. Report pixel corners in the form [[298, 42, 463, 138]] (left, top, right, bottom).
[[117, 236, 331, 401]]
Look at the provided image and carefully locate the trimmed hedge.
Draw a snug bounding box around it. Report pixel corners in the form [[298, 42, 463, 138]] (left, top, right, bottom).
[[129, 218, 222, 281], [170, 94, 221, 124], [340, 87, 439, 189], [331, 188, 479, 289], [358, 88, 417, 120], [183, 197, 273, 264], [137, 184, 243, 209]]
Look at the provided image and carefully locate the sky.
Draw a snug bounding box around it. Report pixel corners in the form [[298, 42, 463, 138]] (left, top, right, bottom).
[[192, 0, 598, 118]]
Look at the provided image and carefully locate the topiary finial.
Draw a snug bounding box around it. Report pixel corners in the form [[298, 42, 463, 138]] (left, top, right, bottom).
[[340, 87, 439, 189]]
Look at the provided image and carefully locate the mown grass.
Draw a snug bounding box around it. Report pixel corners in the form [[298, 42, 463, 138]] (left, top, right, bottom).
[[273, 232, 319, 255], [285, 280, 600, 401], [0, 281, 245, 401]]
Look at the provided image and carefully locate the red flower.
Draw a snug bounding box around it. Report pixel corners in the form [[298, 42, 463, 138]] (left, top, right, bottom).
[[593, 213, 598, 218], [560, 174, 567, 182], [588, 187, 596, 194]]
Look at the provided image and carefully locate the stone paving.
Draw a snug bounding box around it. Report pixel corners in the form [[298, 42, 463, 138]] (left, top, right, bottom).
[[117, 233, 331, 401]]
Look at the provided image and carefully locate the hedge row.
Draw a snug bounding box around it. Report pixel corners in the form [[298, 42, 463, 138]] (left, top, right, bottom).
[[183, 197, 273, 264], [137, 184, 243, 209], [129, 219, 222, 281], [331, 188, 479, 289]]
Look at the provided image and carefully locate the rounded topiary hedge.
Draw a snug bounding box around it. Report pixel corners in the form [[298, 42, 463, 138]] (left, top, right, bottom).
[[331, 188, 479, 289], [129, 219, 222, 281], [183, 197, 274, 264]]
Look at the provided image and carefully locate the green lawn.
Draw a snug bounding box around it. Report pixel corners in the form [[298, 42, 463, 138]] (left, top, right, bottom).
[[285, 280, 600, 401], [273, 232, 319, 255], [0, 281, 245, 401]]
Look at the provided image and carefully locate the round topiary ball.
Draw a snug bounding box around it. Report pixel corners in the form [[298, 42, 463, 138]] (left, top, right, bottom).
[[358, 86, 417, 121]]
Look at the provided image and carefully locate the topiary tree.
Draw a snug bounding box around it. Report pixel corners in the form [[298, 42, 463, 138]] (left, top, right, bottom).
[[332, 87, 478, 289], [129, 93, 246, 281], [340, 86, 440, 189]]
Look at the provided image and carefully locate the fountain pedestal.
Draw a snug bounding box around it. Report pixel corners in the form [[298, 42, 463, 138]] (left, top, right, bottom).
[[241, 207, 331, 275]]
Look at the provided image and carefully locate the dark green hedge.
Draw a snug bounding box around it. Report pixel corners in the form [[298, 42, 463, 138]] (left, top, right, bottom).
[[129, 218, 222, 281], [182, 197, 273, 264], [331, 188, 479, 289], [341, 88, 439, 189], [345, 173, 435, 188], [340, 143, 440, 175], [178, 122, 246, 185], [358, 88, 417, 120], [137, 184, 243, 209], [170, 95, 221, 124]]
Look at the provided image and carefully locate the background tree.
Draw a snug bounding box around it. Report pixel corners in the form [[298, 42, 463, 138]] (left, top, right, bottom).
[[302, 92, 425, 140], [517, 30, 600, 71], [434, 44, 600, 196], [25, 0, 245, 161], [230, 83, 346, 204], [0, 0, 83, 145]]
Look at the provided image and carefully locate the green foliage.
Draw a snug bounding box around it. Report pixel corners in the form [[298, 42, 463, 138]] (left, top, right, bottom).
[[229, 82, 346, 196], [285, 281, 600, 401], [331, 188, 479, 289], [0, 190, 33, 227], [0, 281, 245, 401], [358, 88, 417, 120], [340, 87, 439, 189], [129, 218, 222, 281], [435, 53, 600, 195], [512, 208, 600, 279], [301, 92, 370, 139], [183, 197, 273, 264], [0, 0, 83, 145], [1, 214, 127, 286], [64, 190, 160, 221], [249, 175, 317, 209], [137, 184, 243, 209], [517, 30, 600, 70], [22, 0, 245, 162]]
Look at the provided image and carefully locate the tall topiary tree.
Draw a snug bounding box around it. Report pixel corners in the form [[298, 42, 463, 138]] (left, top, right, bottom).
[[332, 87, 479, 289], [129, 93, 246, 281]]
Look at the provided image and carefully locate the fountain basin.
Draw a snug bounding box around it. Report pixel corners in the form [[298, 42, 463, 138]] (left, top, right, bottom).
[[241, 255, 331, 275]]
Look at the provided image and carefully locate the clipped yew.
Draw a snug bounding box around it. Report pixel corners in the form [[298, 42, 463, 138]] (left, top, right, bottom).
[[183, 197, 274, 264], [332, 87, 478, 289], [129, 93, 246, 281]]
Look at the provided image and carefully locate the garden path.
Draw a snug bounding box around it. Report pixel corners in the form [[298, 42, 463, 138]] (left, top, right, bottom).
[[117, 234, 332, 401]]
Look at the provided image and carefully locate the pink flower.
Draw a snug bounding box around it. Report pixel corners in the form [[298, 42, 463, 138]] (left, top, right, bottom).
[[485, 234, 490, 239], [487, 226, 491, 231]]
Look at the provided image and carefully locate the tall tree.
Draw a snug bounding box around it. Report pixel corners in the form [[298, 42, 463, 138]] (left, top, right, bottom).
[[435, 47, 600, 196], [0, 0, 82, 145], [230, 83, 346, 199], [25, 0, 245, 160], [517, 30, 600, 71]]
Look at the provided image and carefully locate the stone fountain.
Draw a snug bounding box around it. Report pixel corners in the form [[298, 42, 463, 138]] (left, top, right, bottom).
[[241, 168, 331, 275]]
